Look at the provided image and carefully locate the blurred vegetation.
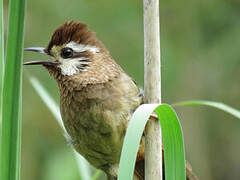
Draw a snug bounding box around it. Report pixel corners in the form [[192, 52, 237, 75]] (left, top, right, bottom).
[[2, 0, 240, 179]]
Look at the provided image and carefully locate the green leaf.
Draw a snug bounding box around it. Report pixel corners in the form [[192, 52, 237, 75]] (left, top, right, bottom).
[[0, 0, 26, 179], [0, 0, 4, 111], [155, 104, 186, 180], [174, 100, 240, 119], [118, 104, 186, 180], [28, 77, 93, 180]]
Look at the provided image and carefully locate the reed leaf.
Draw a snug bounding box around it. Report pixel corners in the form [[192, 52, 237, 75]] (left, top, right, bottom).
[[174, 100, 240, 119], [0, 0, 4, 118], [155, 105, 186, 180], [118, 104, 185, 180], [0, 0, 26, 179], [28, 76, 92, 180]]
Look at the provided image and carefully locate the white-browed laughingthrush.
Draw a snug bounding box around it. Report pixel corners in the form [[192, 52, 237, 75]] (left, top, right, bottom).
[[24, 21, 197, 180]]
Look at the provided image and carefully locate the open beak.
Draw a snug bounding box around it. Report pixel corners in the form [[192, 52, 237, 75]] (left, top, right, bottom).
[[23, 60, 60, 66], [24, 47, 59, 66]]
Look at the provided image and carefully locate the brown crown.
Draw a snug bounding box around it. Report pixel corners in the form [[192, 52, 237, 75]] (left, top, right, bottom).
[[46, 21, 103, 53]]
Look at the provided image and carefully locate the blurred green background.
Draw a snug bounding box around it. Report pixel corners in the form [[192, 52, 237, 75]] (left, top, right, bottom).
[[3, 0, 240, 179]]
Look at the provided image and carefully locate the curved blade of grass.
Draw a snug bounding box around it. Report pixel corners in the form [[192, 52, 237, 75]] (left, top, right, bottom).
[[0, 0, 26, 179], [174, 100, 240, 119], [118, 104, 186, 180], [155, 104, 186, 180], [28, 76, 92, 180], [118, 104, 160, 180]]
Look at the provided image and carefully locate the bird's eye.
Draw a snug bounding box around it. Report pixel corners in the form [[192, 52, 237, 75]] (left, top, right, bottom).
[[61, 48, 73, 59]]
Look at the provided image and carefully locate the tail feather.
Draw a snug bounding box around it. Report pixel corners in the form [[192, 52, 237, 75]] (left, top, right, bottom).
[[134, 159, 144, 180]]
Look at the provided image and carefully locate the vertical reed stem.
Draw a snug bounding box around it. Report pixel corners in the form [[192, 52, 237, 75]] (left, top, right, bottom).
[[0, 0, 26, 179], [143, 0, 162, 179]]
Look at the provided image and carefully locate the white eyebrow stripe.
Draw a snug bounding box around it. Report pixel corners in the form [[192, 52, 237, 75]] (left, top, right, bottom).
[[66, 41, 99, 53]]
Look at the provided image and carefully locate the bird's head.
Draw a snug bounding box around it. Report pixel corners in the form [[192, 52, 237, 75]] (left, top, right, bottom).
[[24, 21, 119, 78]]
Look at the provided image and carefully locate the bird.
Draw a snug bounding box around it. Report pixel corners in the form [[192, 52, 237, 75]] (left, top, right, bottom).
[[24, 20, 197, 180]]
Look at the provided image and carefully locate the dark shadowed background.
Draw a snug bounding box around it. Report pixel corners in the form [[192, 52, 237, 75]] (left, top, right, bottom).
[[3, 0, 240, 179]]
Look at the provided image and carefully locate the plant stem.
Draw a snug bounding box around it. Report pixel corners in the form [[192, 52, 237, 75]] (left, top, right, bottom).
[[0, 0, 26, 179], [143, 0, 162, 179]]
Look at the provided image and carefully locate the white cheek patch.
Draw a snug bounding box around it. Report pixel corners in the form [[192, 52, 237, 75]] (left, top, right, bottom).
[[59, 57, 89, 76], [66, 41, 99, 53]]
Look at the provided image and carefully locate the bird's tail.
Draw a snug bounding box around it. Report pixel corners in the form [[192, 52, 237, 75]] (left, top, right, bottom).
[[134, 159, 145, 180]]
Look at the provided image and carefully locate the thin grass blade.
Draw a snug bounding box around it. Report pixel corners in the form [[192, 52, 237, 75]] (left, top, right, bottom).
[[28, 76, 92, 180], [0, 0, 26, 179], [90, 170, 102, 180], [0, 0, 4, 120], [73, 150, 92, 180], [174, 100, 240, 119], [118, 104, 185, 180], [29, 77, 64, 130]]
